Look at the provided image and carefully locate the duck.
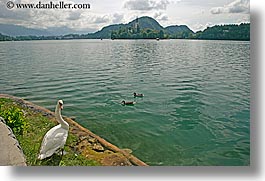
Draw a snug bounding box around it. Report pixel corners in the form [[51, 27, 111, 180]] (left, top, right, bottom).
[[121, 100, 136, 105], [38, 100, 69, 160], [133, 92, 144, 97]]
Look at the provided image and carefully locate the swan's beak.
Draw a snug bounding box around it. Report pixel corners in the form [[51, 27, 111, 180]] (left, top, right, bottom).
[[60, 105, 63, 110]]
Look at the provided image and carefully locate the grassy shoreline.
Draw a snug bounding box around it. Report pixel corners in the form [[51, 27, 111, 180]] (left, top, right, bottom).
[[0, 95, 147, 166]]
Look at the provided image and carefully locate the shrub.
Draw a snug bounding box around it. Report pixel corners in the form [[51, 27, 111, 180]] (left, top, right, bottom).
[[0, 106, 27, 135]]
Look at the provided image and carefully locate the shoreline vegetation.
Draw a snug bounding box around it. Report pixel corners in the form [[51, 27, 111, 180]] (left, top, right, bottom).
[[0, 94, 148, 166], [0, 16, 250, 41]]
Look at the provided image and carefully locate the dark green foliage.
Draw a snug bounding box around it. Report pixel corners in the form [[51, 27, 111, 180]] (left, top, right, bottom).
[[110, 26, 166, 39], [0, 33, 14, 41], [165, 25, 194, 39], [194, 23, 250, 41], [0, 101, 27, 135]]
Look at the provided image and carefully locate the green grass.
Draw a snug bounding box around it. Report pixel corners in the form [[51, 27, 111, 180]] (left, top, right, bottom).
[[0, 98, 100, 166]]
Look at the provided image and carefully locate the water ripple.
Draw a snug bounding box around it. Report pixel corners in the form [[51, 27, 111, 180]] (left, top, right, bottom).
[[0, 39, 250, 166]]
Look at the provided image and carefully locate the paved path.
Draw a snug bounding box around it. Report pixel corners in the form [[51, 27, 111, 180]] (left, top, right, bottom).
[[0, 117, 26, 166]]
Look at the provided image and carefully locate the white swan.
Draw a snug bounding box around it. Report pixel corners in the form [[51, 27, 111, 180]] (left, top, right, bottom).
[[38, 100, 69, 160]]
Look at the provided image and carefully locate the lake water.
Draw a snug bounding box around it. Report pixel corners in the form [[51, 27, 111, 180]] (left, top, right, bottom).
[[0, 39, 250, 166]]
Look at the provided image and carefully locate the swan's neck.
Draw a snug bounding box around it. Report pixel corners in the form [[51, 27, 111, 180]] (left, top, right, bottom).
[[55, 106, 69, 129]]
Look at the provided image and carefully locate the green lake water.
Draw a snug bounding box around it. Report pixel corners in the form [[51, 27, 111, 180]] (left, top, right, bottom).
[[0, 39, 250, 165]]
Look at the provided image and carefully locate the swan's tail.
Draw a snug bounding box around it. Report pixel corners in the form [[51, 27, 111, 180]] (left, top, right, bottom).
[[37, 154, 46, 160]]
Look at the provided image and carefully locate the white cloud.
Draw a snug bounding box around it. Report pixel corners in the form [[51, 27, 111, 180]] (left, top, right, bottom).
[[0, 0, 116, 32], [0, 0, 80, 28], [153, 11, 168, 21], [193, 22, 213, 32], [67, 11, 82, 21], [210, 0, 250, 14], [92, 15, 110, 24], [124, 0, 170, 11], [0, 0, 32, 21], [112, 13, 124, 24]]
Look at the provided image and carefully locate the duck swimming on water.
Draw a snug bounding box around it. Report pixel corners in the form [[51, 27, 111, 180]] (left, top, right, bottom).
[[121, 100, 136, 105], [133, 92, 144, 97]]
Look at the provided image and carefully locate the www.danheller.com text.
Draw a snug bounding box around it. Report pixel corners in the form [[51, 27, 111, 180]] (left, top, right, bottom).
[[6, 1, 91, 10]]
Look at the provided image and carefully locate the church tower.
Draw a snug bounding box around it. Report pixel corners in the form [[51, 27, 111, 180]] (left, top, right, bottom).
[[135, 17, 140, 33]]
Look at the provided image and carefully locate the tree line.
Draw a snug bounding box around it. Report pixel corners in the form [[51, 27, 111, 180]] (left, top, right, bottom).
[[110, 23, 250, 40]]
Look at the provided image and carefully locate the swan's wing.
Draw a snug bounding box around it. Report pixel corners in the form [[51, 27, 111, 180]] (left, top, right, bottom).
[[39, 125, 68, 158], [39, 125, 59, 152]]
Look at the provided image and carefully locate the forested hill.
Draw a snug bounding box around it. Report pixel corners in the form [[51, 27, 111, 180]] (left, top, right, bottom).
[[97, 17, 249, 40], [194, 23, 250, 41], [88, 16, 193, 39]]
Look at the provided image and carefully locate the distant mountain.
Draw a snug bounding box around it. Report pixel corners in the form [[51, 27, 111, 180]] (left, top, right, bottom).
[[165, 25, 193, 35], [45, 26, 92, 36], [128, 16, 164, 30], [88, 24, 123, 39], [0, 24, 92, 36], [0, 33, 13, 41], [0, 24, 52, 36], [88, 16, 193, 39]]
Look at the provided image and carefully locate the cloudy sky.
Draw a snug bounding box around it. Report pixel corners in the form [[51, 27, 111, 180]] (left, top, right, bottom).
[[0, 0, 250, 32]]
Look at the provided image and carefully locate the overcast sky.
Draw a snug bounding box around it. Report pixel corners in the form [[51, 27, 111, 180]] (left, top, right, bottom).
[[0, 0, 250, 32]]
